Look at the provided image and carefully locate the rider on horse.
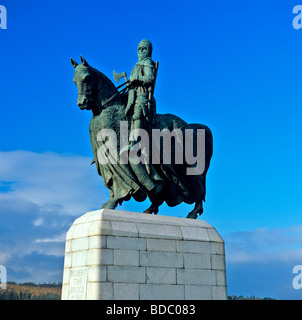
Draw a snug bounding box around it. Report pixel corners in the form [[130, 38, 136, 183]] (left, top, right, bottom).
[[125, 39, 157, 136]]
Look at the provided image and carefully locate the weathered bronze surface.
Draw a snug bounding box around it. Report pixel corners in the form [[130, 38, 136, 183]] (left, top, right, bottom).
[[71, 40, 213, 219]]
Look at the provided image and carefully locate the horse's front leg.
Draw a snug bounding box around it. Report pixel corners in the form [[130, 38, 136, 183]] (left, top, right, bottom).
[[101, 189, 119, 210]]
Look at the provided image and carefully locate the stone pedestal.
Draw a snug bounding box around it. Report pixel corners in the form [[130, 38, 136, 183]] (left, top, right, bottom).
[[61, 209, 227, 300]]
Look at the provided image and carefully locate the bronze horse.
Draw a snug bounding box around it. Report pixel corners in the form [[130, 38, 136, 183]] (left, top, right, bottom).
[[71, 56, 213, 219]]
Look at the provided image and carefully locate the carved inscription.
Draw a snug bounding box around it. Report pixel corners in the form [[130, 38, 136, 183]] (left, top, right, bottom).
[[69, 267, 87, 300]]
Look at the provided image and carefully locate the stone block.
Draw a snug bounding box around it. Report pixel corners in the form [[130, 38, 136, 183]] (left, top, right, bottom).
[[113, 249, 139, 266], [107, 266, 146, 283], [180, 226, 210, 241], [63, 252, 71, 268], [216, 270, 227, 286], [211, 254, 226, 270], [71, 250, 87, 267], [185, 285, 212, 300], [147, 238, 176, 252], [140, 284, 185, 300], [212, 286, 227, 300], [87, 266, 107, 282], [88, 220, 112, 237], [62, 268, 70, 285], [65, 240, 71, 253], [137, 223, 182, 239], [86, 249, 113, 266], [113, 283, 140, 300], [71, 237, 89, 252], [177, 240, 214, 254], [146, 267, 176, 284], [215, 242, 225, 255], [89, 236, 107, 249], [207, 228, 223, 242], [67, 222, 90, 240], [140, 251, 183, 268], [110, 221, 138, 237], [183, 253, 211, 269], [177, 269, 216, 285], [86, 282, 113, 300], [107, 236, 146, 251], [61, 284, 69, 299]]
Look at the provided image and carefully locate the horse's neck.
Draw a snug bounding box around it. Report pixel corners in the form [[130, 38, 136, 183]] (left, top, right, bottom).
[[93, 68, 121, 115]]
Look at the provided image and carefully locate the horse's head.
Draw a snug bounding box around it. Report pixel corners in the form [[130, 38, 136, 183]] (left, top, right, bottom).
[[71, 56, 119, 114]]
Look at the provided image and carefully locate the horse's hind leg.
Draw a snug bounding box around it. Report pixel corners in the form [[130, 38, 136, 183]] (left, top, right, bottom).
[[186, 200, 203, 219], [143, 197, 164, 215]]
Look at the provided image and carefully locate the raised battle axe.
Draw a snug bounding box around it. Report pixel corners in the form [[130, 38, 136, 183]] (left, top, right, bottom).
[[113, 71, 129, 89], [102, 71, 129, 107]]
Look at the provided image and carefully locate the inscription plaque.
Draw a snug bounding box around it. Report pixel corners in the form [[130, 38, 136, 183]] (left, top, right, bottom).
[[69, 267, 88, 300]]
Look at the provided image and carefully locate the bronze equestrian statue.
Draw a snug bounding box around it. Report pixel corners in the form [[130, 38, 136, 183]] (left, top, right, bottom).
[[71, 40, 213, 219]]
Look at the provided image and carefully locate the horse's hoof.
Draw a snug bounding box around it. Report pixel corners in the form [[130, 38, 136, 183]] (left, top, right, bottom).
[[186, 211, 198, 219], [101, 200, 117, 210]]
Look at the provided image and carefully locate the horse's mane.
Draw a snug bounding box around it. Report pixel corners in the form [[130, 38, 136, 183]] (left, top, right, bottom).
[[93, 67, 116, 91], [92, 66, 122, 110]]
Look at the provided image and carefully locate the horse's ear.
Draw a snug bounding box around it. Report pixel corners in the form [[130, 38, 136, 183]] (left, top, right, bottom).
[[80, 55, 89, 66], [71, 58, 78, 68]]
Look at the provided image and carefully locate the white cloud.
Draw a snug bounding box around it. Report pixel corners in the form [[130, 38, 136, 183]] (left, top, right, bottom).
[[0, 150, 109, 282], [224, 226, 302, 299], [0, 150, 108, 215], [224, 226, 302, 264]]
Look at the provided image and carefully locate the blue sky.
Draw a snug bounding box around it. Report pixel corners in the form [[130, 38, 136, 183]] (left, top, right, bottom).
[[1, 0, 302, 299]]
